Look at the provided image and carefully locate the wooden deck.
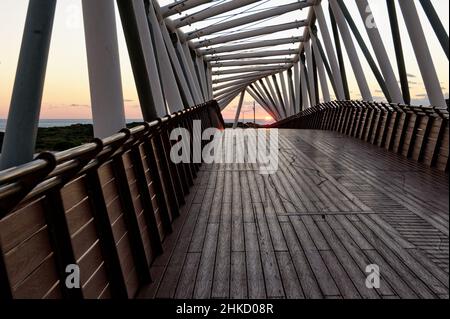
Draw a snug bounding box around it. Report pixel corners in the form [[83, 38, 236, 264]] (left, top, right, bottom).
[[139, 129, 449, 299]]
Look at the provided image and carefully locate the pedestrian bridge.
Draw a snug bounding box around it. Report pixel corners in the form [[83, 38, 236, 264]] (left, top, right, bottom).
[[0, 0, 448, 299]]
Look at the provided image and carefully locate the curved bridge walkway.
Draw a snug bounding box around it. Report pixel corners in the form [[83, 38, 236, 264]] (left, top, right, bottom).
[[140, 129, 449, 299]]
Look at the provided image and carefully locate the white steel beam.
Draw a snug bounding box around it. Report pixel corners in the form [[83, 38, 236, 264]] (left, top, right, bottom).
[[219, 92, 241, 111], [272, 74, 287, 117], [213, 71, 277, 84], [173, 0, 261, 28], [186, 1, 314, 40], [212, 64, 292, 76], [154, 2, 195, 106], [147, 2, 184, 111], [206, 49, 299, 61], [246, 87, 279, 121], [213, 75, 268, 91], [0, 0, 57, 169], [133, 0, 167, 116], [84, 0, 126, 138], [217, 86, 246, 108], [314, 3, 346, 100], [329, 0, 372, 101], [161, 0, 213, 18], [300, 59, 310, 109], [287, 68, 296, 113], [304, 42, 317, 106], [399, 1, 446, 108], [252, 82, 281, 120], [258, 79, 284, 119], [214, 83, 251, 99], [193, 20, 308, 48], [265, 77, 286, 118], [356, 0, 403, 103], [206, 66, 213, 100], [176, 40, 204, 103], [210, 58, 295, 67], [196, 54, 209, 100], [183, 42, 206, 101], [311, 33, 331, 102], [293, 62, 301, 112], [233, 90, 247, 129], [199, 37, 303, 55], [279, 71, 291, 116]]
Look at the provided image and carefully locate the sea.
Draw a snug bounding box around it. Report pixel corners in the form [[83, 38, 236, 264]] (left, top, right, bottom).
[[0, 119, 273, 131], [0, 119, 143, 132]]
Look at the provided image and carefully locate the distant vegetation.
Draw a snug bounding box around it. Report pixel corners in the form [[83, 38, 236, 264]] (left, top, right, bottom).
[[35, 124, 94, 152], [0, 122, 144, 153]]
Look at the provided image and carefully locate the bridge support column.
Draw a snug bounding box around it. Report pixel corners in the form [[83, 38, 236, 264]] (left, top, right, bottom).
[[314, 3, 346, 100], [310, 32, 331, 102], [182, 42, 205, 102], [287, 69, 296, 114], [280, 71, 292, 117], [247, 87, 278, 121], [83, 0, 126, 139], [304, 42, 317, 106], [293, 63, 301, 114], [1, 0, 57, 170], [176, 40, 203, 104], [356, 0, 403, 103], [206, 66, 213, 100], [265, 78, 286, 118], [196, 55, 209, 101], [233, 90, 246, 129], [399, 1, 447, 109], [300, 57, 311, 109], [329, 0, 372, 101], [146, 2, 184, 112]]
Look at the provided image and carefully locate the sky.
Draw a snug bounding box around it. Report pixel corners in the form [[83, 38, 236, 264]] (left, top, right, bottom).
[[0, 0, 448, 124]]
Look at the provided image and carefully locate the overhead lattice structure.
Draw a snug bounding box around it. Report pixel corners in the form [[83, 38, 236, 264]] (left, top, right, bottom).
[[0, 0, 448, 169], [0, 0, 449, 300]]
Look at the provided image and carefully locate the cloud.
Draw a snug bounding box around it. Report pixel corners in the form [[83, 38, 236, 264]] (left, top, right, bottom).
[[69, 103, 89, 108]]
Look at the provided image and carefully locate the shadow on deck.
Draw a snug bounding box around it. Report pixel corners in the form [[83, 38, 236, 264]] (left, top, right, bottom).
[[140, 129, 449, 299]]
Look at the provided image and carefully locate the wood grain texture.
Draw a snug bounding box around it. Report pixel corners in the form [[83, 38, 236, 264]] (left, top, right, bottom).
[[140, 130, 449, 299]]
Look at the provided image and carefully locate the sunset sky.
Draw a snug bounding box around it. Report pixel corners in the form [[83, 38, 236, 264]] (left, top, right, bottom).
[[0, 0, 448, 124]]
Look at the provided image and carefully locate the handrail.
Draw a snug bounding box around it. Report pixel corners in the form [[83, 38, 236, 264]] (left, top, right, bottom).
[[268, 100, 449, 172], [0, 100, 221, 218]]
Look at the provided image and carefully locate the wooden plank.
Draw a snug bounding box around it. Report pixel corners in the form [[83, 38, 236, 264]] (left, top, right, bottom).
[[212, 202, 231, 299], [276, 252, 304, 299], [289, 216, 339, 297], [193, 223, 219, 299], [174, 253, 201, 299], [0, 197, 46, 253], [230, 252, 247, 299], [244, 222, 266, 299]]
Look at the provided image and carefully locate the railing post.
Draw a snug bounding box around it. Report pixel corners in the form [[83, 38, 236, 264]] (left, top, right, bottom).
[[129, 134, 164, 256], [0, 251, 12, 299], [111, 147, 152, 285], [143, 127, 176, 231], [44, 190, 84, 299], [85, 170, 129, 299]]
